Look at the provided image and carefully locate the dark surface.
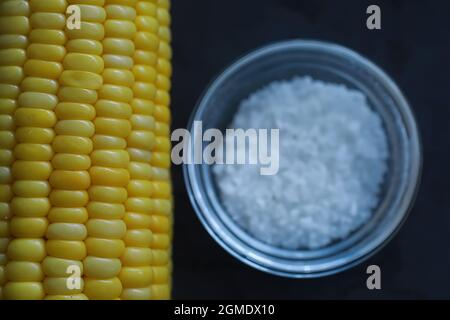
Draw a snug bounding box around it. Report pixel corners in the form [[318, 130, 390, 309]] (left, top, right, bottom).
[[170, 0, 448, 299]]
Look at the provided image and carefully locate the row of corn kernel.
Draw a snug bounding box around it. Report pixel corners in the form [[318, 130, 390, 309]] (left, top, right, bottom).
[[82, 0, 135, 300], [43, 0, 106, 300], [121, 0, 159, 300], [4, 0, 62, 300], [150, 0, 172, 300], [57, 0, 107, 301], [0, 0, 30, 300]]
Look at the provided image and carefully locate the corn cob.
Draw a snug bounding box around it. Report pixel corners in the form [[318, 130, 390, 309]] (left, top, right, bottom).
[[0, 0, 173, 300]]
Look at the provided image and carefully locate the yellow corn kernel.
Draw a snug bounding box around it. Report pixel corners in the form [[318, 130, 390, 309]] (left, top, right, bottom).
[[49, 190, 89, 207], [46, 240, 87, 261], [63, 53, 104, 74], [123, 229, 152, 247], [127, 131, 155, 149], [7, 239, 46, 262], [0, 17, 30, 36], [152, 199, 172, 216], [42, 257, 83, 277], [12, 161, 52, 180], [88, 202, 125, 220], [136, 2, 156, 16], [150, 216, 170, 233], [86, 219, 126, 239], [99, 84, 133, 103], [93, 135, 127, 149], [0, 84, 20, 99], [5, 262, 44, 282], [90, 167, 130, 187], [102, 69, 134, 87], [105, 5, 136, 20], [151, 152, 171, 169], [46, 223, 88, 241], [103, 38, 134, 56], [10, 218, 48, 238], [103, 54, 133, 69], [121, 286, 152, 300], [19, 92, 58, 109], [29, 29, 66, 46], [124, 212, 152, 229], [83, 277, 122, 300], [119, 266, 152, 287], [58, 87, 98, 104], [135, 16, 158, 34], [59, 71, 103, 90], [153, 266, 170, 284], [0, 0, 30, 17], [132, 98, 154, 115], [104, 20, 136, 38], [29, 0, 67, 13], [0, 49, 26, 67], [55, 120, 95, 137], [27, 44, 66, 62], [49, 170, 91, 190], [14, 144, 53, 161], [128, 147, 152, 162], [121, 247, 152, 266], [12, 181, 50, 197], [95, 99, 132, 118], [154, 104, 170, 122], [66, 22, 105, 41], [85, 238, 125, 258], [24, 60, 63, 79], [88, 186, 128, 203], [52, 135, 93, 154], [91, 150, 129, 168], [94, 117, 132, 137], [15, 127, 55, 144], [152, 234, 170, 249], [21, 78, 58, 96], [3, 282, 45, 300], [151, 284, 170, 300], [78, 5, 107, 23], [55, 102, 96, 120], [83, 256, 121, 278], [10, 196, 50, 218], [43, 277, 84, 295], [127, 180, 152, 196], [66, 39, 102, 55], [128, 162, 152, 180], [48, 208, 88, 224], [0, 35, 28, 50], [126, 198, 152, 214], [52, 154, 91, 171]]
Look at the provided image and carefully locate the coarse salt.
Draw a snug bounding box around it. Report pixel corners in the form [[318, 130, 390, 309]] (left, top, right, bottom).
[[212, 76, 389, 249]]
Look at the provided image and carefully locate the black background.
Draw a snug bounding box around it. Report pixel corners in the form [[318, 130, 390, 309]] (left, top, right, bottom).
[[170, 0, 449, 299]]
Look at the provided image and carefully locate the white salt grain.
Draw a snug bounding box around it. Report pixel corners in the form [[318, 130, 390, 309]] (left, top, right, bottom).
[[212, 77, 389, 249]]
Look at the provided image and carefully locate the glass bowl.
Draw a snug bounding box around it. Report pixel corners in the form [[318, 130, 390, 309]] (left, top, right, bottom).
[[183, 40, 422, 278]]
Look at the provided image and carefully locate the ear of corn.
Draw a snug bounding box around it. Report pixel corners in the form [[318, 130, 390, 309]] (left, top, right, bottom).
[[0, 0, 172, 300]]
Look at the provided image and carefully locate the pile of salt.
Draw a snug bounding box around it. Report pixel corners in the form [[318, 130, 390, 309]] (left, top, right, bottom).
[[213, 77, 389, 249]]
